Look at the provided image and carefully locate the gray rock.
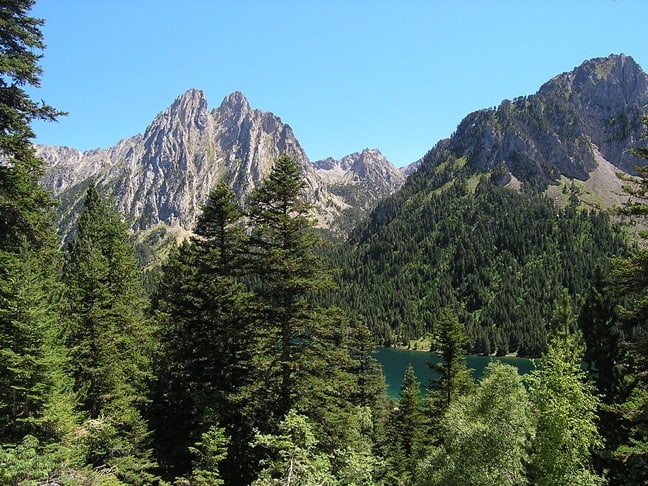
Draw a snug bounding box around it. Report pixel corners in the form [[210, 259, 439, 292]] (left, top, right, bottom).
[[38, 90, 404, 238]]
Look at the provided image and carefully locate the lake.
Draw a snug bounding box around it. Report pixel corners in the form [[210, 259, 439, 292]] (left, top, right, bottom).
[[373, 347, 536, 397]]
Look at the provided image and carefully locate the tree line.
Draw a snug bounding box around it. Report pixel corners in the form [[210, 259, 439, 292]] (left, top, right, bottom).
[[326, 155, 627, 356]]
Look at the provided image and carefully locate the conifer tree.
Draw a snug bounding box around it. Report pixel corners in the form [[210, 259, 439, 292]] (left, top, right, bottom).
[[63, 183, 155, 483], [527, 328, 602, 486], [151, 182, 253, 483], [244, 155, 354, 420], [427, 308, 473, 415], [386, 364, 425, 483], [0, 0, 65, 447], [243, 155, 366, 480], [585, 114, 648, 484]]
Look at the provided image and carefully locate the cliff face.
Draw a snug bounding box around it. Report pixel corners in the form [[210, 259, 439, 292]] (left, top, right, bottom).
[[38, 90, 404, 237], [422, 54, 648, 188]]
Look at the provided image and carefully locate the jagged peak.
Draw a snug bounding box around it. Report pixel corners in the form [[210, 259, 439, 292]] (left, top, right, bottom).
[[218, 91, 251, 114], [359, 148, 385, 159], [143, 89, 210, 136], [176, 88, 206, 101], [539, 53, 647, 96], [166, 89, 208, 113]]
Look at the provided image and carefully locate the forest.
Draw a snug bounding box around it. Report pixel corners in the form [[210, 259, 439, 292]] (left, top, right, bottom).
[[1, 2, 647, 485]]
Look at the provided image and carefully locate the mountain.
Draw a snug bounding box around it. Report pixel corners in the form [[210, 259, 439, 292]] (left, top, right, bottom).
[[329, 54, 645, 354], [38, 90, 404, 239], [417, 54, 647, 194]]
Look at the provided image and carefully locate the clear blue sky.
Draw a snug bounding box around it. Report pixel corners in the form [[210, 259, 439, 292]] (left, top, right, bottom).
[[29, 0, 648, 167]]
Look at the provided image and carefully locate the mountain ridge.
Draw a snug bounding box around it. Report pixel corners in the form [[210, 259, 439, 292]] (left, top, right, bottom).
[[38, 90, 405, 239], [38, 54, 648, 247]]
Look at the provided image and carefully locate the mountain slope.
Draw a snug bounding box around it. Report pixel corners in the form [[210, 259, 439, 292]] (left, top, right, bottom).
[[38, 90, 404, 239], [415, 54, 647, 191], [329, 54, 644, 354]]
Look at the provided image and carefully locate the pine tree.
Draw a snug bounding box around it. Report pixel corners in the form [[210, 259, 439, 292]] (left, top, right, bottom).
[[0, 249, 60, 442], [151, 182, 253, 482], [243, 155, 365, 480], [0, 0, 65, 447], [63, 183, 156, 483], [386, 364, 425, 483], [586, 114, 648, 484], [0, 0, 63, 253], [427, 308, 473, 415], [244, 155, 355, 418]]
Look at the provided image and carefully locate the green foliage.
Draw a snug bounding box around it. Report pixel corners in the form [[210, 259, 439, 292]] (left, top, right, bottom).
[[0, 249, 59, 441], [527, 329, 603, 486], [0, 0, 63, 253], [62, 184, 156, 482], [0, 435, 53, 485], [189, 424, 230, 486], [0, 0, 67, 450], [427, 309, 473, 413], [252, 409, 337, 486], [600, 249, 648, 483], [330, 169, 625, 355], [150, 183, 254, 482], [385, 364, 426, 484], [417, 362, 532, 486], [245, 154, 336, 415]]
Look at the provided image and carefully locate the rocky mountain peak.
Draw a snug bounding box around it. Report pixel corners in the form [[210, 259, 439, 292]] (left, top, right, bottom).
[[313, 148, 405, 205], [216, 91, 251, 117], [39, 90, 404, 239], [540, 54, 647, 106], [143, 88, 210, 140]]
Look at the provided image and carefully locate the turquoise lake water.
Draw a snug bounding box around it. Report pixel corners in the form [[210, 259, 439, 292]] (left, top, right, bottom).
[[373, 347, 536, 397]]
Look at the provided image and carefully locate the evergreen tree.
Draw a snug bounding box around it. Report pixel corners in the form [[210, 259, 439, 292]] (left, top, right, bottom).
[[0, 249, 60, 442], [603, 247, 648, 484], [243, 155, 367, 480], [151, 182, 254, 483], [245, 154, 333, 417], [244, 155, 358, 422], [386, 364, 425, 484], [0, 0, 62, 253], [252, 409, 337, 485], [0, 0, 66, 449], [188, 423, 231, 486], [586, 114, 648, 484], [63, 183, 156, 483], [527, 328, 602, 486], [427, 308, 472, 415]]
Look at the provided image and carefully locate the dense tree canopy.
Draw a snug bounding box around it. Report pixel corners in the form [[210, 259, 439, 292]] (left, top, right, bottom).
[[329, 158, 627, 356], [0, 0, 64, 454]]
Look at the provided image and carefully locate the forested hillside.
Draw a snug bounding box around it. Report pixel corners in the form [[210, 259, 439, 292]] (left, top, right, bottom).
[[1, 2, 647, 485], [330, 156, 628, 355]]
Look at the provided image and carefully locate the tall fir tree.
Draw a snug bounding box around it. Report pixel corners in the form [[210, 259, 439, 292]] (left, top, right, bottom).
[[151, 182, 255, 483], [386, 363, 426, 484], [63, 183, 156, 484], [0, 0, 66, 448], [580, 114, 648, 484], [426, 308, 473, 416], [243, 155, 365, 479], [244, 155, 357, 419]]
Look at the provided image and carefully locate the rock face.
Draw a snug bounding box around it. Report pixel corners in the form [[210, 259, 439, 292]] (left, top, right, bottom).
[[420, 54, 648, 188], [38, 90, 404, 237], [314, 148, 406, 208]]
